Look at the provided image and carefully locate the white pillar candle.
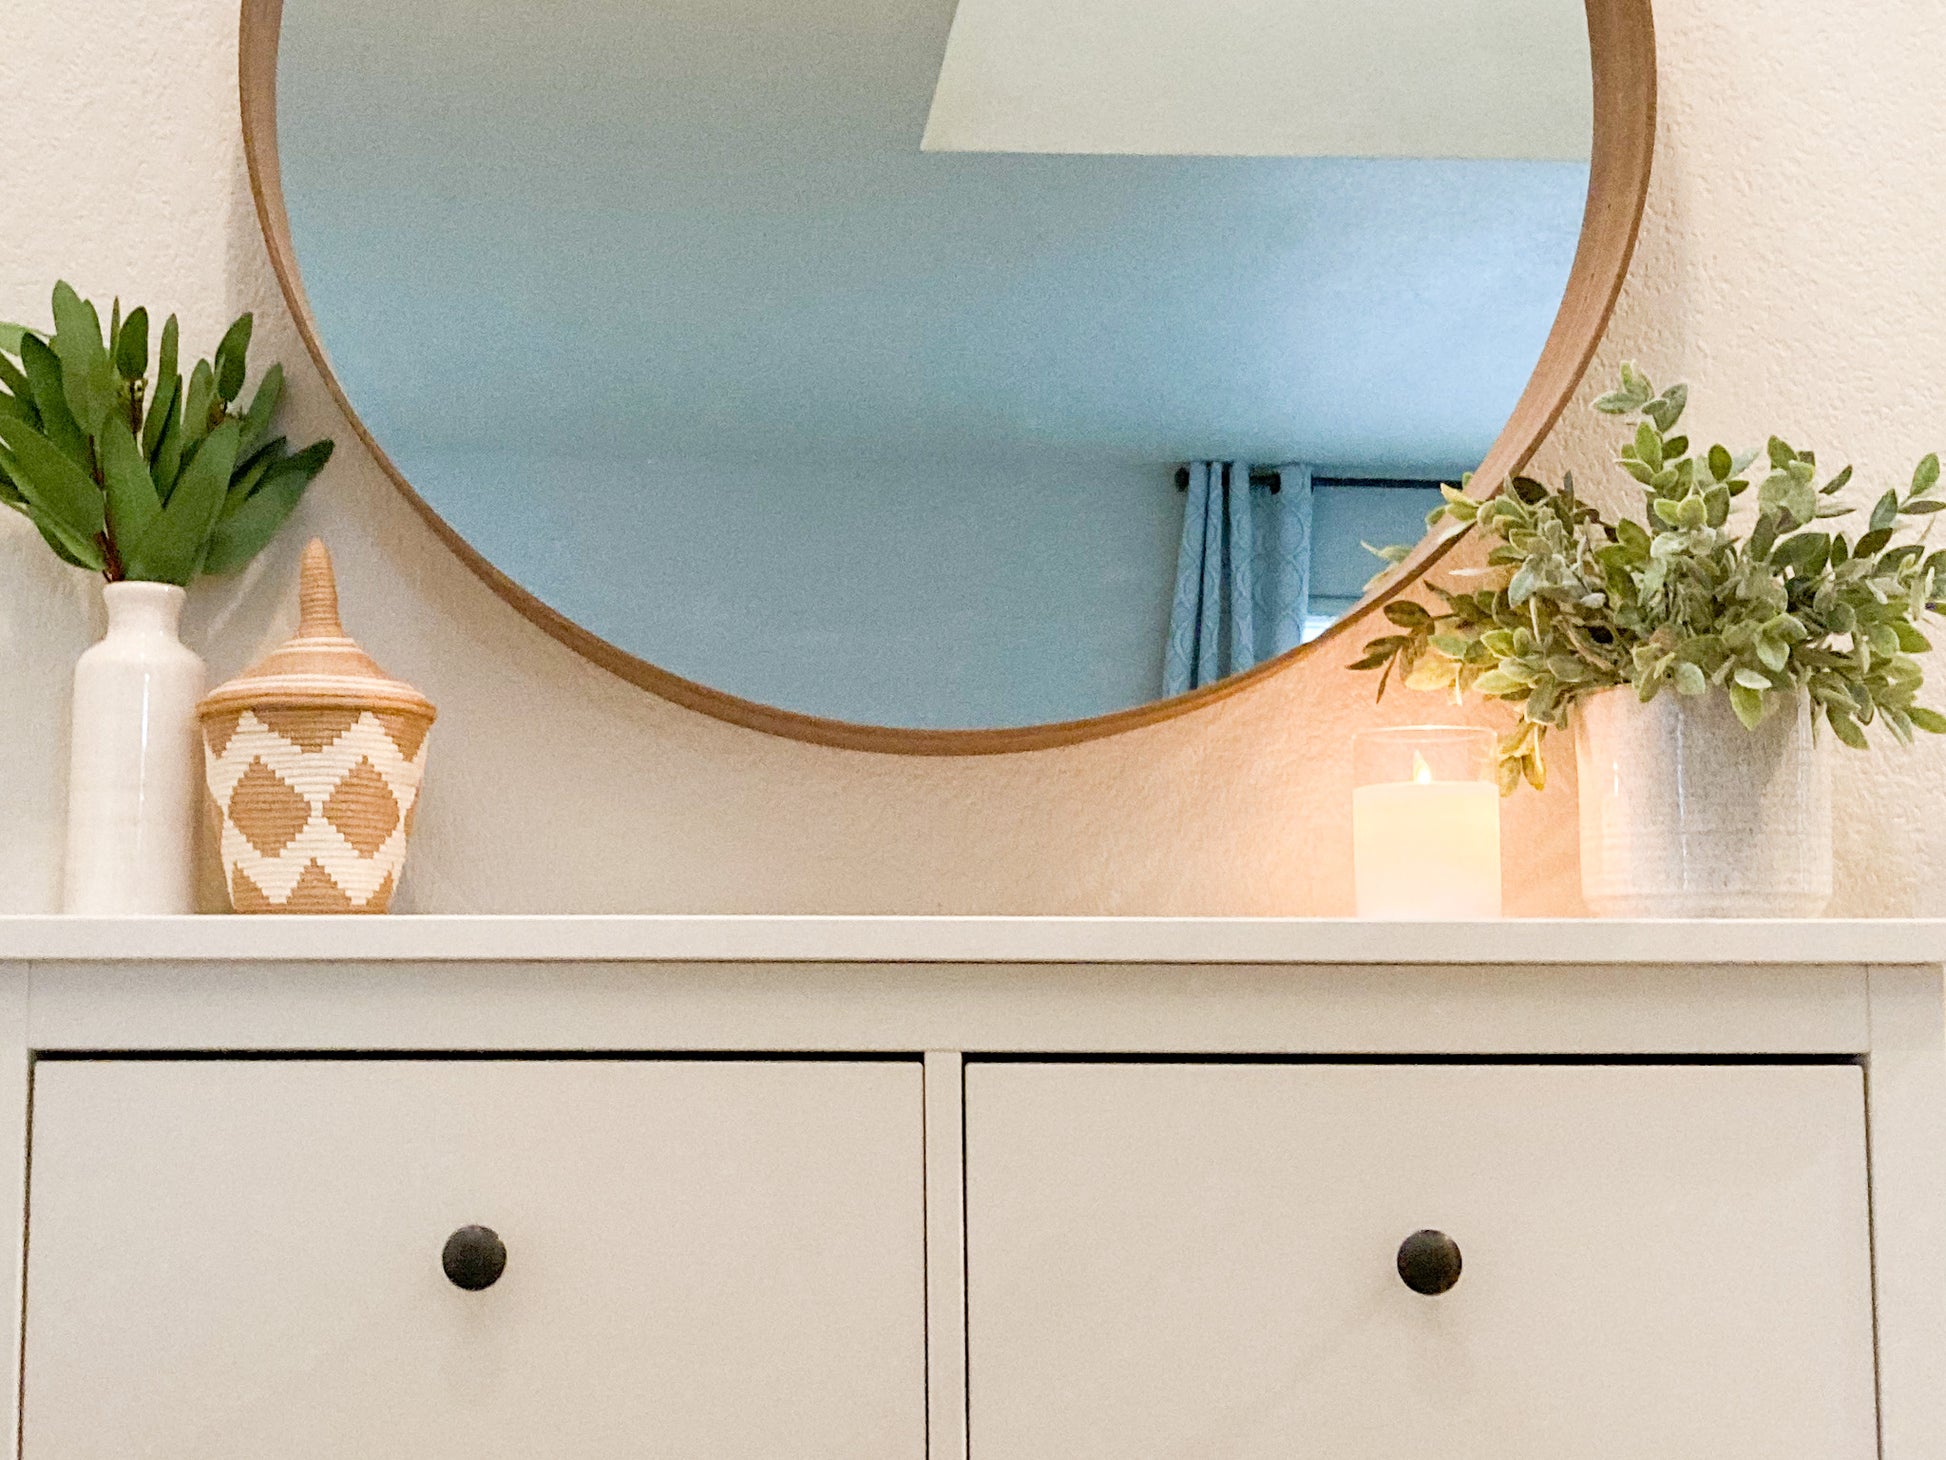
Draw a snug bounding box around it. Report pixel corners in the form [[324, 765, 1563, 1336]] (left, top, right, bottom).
[[1352, 756, 1502, 919]]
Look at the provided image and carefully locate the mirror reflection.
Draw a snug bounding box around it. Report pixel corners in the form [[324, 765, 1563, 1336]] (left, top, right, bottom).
[[277, 0, 1592, 729]]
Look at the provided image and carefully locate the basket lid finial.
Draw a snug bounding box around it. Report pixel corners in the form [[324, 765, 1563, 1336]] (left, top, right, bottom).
[[298, 540, 347, 639]]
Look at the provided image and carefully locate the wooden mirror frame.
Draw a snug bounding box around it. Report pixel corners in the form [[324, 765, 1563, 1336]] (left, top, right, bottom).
[[239, 0, 1655, 755]]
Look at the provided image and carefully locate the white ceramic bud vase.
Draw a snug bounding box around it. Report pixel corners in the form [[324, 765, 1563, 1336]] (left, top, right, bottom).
[[62, 582, 207, 915], [1574, 686, 1832, 918]]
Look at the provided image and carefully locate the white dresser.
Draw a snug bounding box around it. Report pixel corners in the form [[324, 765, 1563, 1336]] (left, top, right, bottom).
[[0, 916, 1940, 1459]]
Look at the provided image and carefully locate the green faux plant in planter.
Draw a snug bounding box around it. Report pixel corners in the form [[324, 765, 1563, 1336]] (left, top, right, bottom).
[[0, 281, 333, 584], [1355, 365, 1946, 795]]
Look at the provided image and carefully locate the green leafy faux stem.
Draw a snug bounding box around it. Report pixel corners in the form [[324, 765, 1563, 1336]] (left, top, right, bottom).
[[0, 282, 333, 586], [1355, 365, 1946, 795]]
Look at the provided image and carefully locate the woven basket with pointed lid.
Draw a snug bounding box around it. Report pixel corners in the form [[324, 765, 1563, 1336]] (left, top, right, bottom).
[[198, 541, 436, 913]]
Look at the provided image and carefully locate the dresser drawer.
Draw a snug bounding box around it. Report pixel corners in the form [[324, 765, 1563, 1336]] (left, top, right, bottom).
[[966, 1061, 1875, 1459], [23, 1058, 925, 1459]]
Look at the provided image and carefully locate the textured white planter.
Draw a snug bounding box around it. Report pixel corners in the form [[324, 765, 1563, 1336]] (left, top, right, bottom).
[[1574, 686, 1832, 918], [62, 583, 207, 915]]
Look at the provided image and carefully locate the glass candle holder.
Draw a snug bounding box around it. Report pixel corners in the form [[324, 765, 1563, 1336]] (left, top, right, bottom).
[[1352, 726, 1502, 919]]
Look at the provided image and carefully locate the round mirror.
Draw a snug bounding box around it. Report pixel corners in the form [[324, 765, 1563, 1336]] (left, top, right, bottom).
[[245, 0, 1653, 747]]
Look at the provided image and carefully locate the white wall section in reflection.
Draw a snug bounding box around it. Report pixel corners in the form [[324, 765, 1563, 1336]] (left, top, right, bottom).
[[924, 0, 1593, 159]]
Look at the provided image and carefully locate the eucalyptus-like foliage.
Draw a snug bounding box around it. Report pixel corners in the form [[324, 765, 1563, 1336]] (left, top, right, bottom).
[[1356, 366, 1946, 793], [0, 282, 333, 585]]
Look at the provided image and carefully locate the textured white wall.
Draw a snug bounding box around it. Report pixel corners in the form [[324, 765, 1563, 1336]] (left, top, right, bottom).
[[2, 0, 1943, 916]]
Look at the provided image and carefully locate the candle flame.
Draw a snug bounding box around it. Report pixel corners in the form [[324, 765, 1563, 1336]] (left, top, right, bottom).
[[1411, 750, 1434, 785]]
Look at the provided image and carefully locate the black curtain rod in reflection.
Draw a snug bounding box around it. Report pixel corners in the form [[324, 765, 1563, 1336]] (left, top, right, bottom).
[[1171, 466, 1435, 496]]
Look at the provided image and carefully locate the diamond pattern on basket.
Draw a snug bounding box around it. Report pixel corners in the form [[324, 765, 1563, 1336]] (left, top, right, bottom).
[[205, 709, 430, 911]]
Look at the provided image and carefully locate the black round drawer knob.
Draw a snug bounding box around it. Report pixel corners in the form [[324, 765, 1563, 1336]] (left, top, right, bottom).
[[442, 1225, 507, 1291], [1396, 1229, 1462, 1295]]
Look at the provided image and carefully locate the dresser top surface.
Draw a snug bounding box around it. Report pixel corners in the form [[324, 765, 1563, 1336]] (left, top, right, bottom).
[[0, 915, 1938, 966]]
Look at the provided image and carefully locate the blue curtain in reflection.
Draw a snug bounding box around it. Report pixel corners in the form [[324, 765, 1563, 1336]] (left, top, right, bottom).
[[1163, 463, 1313, 695]]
